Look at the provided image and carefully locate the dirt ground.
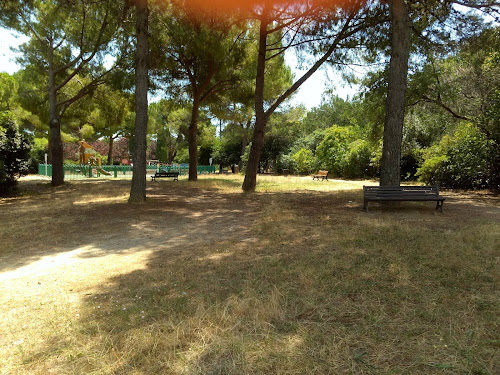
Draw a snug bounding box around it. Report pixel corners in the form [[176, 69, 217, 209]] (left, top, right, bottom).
[[1, 175, 499, 374], [1, 176, 499, 307], [1, 177, 259, 296]]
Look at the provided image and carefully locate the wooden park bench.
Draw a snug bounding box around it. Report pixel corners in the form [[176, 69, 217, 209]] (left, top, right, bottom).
[[363, 185, 445, 212], [151, 170, 179, 181], [313, 170, 329, 180]]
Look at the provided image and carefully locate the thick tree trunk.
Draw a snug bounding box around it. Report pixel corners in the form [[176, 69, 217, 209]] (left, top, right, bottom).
[[129, 0, 149, 203], [108, 136, 114, 165], [242, 16, 268, 192], [188, 98, 200, 181], [48, 50, 64, 186], [380, 0, 411, 186]]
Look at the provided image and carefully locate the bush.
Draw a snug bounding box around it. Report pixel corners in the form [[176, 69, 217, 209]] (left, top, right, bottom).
[[275, 153, 296, 174], [400, 149, 422, 181], [292, 148, 315, 174], [213, 138, 242, 167], [28, 137, 48, 173], [342, 140, 377, 178], [417, 123, 495, 189], [0, 113, 32, 193], [315, 125, 355, 176]]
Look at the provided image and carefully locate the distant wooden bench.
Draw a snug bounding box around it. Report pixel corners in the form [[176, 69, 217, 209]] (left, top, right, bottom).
[[363, 185, 445, 212], [313, 170, 328, 180], [151, 171, 179, 181]]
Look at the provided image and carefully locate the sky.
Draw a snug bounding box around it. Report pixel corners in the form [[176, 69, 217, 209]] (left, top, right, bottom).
[[0, 28, 359, 110]]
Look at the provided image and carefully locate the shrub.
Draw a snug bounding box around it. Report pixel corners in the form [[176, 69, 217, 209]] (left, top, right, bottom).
[[292, 148, 315, 174], [275, 153, 296, 174], [417, 123, 495, 189], [315, 125, 355, 176], [0, 113, 32, 193], [416, 154, 448, 186], [28, 137, 48, 173], [400, 149, 422, 181], [342, 139, 377, 178]]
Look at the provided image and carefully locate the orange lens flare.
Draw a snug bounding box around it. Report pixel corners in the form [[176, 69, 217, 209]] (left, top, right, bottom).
[[179, 0, 353, 17]]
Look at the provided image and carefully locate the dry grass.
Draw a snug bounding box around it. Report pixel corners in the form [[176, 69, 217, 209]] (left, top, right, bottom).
[[0, 175, 499, 374]]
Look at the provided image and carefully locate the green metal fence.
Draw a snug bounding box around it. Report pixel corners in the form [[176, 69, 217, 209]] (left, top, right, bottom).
[[38, 164, 216, 179]]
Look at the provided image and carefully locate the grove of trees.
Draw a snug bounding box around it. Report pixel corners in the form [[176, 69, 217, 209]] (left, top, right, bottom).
[[1, 0, 499, 197]]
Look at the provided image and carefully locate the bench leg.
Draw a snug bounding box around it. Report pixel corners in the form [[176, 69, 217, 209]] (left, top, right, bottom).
[[364, 200, 368, 212], [436, 201, 444, 213]]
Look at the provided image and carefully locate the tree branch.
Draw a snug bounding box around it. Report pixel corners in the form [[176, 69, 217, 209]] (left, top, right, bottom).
[[265, 13, 361, 119], [55, 1, 111, 87], [421, 95, 472, 121]]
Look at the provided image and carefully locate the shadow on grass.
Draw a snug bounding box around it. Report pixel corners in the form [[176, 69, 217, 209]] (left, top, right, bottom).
[[1, 178, 499, 274], [0, 180, 262, 273], [7, 181, 499, 374]]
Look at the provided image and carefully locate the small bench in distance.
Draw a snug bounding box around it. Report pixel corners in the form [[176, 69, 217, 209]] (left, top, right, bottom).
[[313, 170, 329, 180], [363, 185, 445, 212], [151, 171, 179, 181]]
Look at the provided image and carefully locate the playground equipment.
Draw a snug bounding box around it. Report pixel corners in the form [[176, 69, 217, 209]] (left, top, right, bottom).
[[78, 140, 95, 164], [78, 140, 111, 176]]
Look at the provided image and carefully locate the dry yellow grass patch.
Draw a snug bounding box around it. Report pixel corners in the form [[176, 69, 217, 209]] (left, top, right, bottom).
[[1, 175, 499, 374]]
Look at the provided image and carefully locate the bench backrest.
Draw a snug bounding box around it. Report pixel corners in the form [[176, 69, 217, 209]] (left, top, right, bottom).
[[317, 170, 328, 176], [157, 171, 179, 176], [363, 185, 440, 198]]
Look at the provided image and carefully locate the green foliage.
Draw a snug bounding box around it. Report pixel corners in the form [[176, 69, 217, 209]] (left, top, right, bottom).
[[0, 72, 19, 111], [240, 143, 252, 172], [28, 137, 48, 173], [342, 139, 377, 179], [150, 103, 189, 163], [213, 138, 242, 167], [198, 123, 216, 165], [292, 148, 314, 174], [301, 96, 360, 134], [174, 148, 189, 164], [315, 125, 356, 176], [260, 133, 292, 171], [417, 123, 496, 189], [0, 113, 32, 193], [275, 153, 296, 174]]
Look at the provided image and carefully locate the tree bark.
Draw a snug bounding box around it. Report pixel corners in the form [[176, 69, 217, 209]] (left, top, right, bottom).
[[108, 136, 114, 165], [380, 0, 411, 186], [188, 97, 200, 181], [242, 14, 268, 192], [129, 0, 149, 203], [48, 46, 64, 186]]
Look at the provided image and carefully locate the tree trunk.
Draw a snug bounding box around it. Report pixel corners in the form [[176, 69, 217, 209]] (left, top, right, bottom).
[[108, 136, 114, 165], [188, 97, 200, 181], [48, 48, 64, 186], [129, 0, 149, 203], [380, 0, 411, 186], [242, 15, 268, 192]]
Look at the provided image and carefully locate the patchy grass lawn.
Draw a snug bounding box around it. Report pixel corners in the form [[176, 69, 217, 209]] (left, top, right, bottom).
[[1, 175, 499, 374]]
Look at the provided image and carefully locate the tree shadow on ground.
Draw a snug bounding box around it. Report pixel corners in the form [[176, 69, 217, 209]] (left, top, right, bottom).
[[6, 181, 499, 374]]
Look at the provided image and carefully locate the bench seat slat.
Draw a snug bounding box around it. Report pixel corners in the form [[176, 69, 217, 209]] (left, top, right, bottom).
[[313, 170, 329, 180], [363, 185, 444, 212], [151, 171, 179, 181]]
